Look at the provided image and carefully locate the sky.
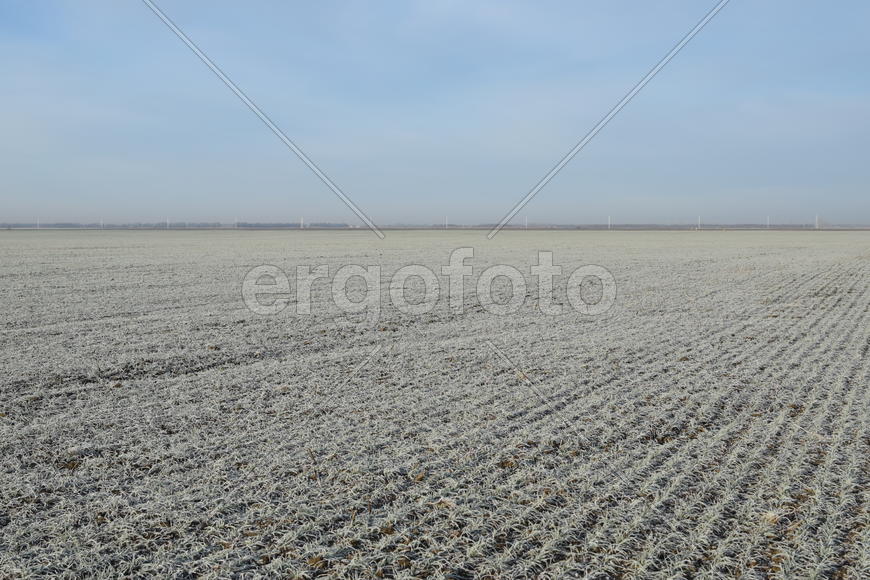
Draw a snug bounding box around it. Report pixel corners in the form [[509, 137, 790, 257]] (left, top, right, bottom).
[[1, 0, 869, 226]]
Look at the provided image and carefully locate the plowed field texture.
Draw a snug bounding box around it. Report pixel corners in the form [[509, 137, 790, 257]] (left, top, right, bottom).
[[1, 230, 868, 578]]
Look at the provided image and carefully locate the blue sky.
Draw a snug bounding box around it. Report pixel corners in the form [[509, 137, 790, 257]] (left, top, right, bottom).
[[1, 0, 869, 225]]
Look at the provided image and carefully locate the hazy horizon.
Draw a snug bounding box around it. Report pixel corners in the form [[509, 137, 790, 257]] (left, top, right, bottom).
[[2, 1, 869, 225], [2, 219, 865, 229]]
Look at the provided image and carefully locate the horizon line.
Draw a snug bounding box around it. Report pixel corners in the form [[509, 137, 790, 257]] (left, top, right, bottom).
[[3, 222, 869, 231]]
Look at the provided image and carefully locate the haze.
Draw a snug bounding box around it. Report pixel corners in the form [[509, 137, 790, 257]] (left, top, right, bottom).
[[1, 0, 869, 225]]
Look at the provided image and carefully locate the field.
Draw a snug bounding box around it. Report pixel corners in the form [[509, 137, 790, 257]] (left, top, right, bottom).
[[1, 229, 868, 578]]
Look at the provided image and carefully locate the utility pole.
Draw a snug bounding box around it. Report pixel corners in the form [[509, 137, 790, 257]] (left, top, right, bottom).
[[697, 216, 701, 231]]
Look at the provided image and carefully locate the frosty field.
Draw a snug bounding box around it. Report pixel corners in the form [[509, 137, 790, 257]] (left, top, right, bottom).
[[1, 229, 868, 578]]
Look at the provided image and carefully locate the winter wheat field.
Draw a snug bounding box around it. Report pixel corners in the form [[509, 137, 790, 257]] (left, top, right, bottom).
[[1, 229, 868, 579]]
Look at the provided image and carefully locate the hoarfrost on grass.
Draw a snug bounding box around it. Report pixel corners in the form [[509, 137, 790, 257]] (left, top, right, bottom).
[[1, 230, 868, 578]]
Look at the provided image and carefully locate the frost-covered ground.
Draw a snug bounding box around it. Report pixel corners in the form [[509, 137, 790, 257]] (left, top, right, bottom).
[[1, 230, 868, 578]]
